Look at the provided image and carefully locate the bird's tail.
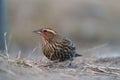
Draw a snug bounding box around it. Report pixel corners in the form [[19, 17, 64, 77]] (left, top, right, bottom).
[[75, 53, 82, 57]]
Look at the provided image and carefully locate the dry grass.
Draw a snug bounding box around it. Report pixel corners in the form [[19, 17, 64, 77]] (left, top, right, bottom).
[[0, 32, 120, 80], [0, 52, 120, 80]]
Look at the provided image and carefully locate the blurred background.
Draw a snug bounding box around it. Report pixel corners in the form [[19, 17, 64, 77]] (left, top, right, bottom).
[[1, 1, 120, 80], [2, 0, 120, 57]]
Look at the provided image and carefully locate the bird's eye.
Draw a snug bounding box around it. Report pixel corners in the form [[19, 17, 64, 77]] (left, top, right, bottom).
[[43, 30, 47, 32]]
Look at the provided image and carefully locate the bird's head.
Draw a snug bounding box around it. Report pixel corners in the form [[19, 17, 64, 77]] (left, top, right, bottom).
[[33, 28, 57, 40]]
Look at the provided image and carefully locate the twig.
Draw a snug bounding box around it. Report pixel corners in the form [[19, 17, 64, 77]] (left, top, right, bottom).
[[0, 53, 7, 59], [31, 47, 38, 54], [16, 50, 21, 59], [84, 63, 120, 75], [4, 32, 9, 58], [27, 47, 38, 58]]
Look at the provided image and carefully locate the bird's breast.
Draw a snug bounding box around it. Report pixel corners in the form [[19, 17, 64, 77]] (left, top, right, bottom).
[[42, 43, 54, 59], [42, 42, 76, 61]]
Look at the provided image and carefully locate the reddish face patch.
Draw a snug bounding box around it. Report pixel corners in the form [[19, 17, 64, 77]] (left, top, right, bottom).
[[40, 32, 49, 39], [33, 28, 56, 40], [39, 29, 49, 39]]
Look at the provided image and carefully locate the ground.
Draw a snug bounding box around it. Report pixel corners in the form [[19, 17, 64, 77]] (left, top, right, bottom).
[[0, 42, 120, 80]]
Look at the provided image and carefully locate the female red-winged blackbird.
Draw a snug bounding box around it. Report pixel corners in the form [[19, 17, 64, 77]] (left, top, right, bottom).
[[33, 28, 81, 62]]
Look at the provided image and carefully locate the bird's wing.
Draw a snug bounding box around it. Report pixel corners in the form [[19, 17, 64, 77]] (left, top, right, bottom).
[[63, 38, 82, 57], [62, 38, 76, 50]]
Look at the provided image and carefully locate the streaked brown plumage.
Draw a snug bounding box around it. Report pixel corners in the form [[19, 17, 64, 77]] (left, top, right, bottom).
[[33, 28, 81, 62]]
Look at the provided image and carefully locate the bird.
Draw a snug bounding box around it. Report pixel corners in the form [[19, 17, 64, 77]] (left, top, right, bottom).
[[33, 28, 82, 63]]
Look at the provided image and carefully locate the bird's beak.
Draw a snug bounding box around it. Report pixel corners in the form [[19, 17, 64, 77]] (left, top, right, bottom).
[[33, 29, 41, 34]]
